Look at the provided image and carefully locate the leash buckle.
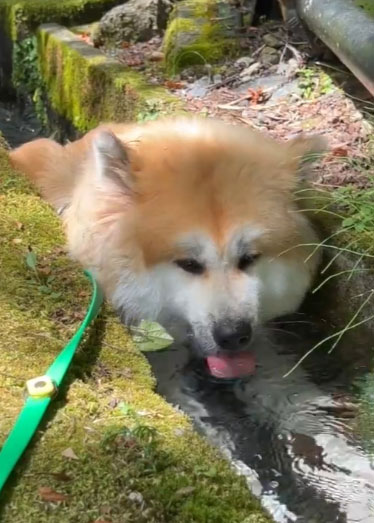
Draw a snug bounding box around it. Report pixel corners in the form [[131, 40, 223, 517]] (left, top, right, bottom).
[[26, 376, 56, 399]]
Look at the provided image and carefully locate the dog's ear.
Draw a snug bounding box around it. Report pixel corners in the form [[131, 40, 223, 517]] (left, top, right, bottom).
[[92, 130, 134, 193], [286, 134, 327, 179]]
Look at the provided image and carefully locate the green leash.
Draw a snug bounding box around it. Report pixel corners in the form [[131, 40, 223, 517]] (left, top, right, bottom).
[[0, 271, 103, 494]]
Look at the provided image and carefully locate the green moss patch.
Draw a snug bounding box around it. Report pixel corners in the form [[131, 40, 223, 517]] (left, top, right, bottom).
[[163, 0, 242, 75], [0, 141, 271, 521], [354, 0, 374, 17], [38, 24, 182, 133], [0, 0, 123, 41]]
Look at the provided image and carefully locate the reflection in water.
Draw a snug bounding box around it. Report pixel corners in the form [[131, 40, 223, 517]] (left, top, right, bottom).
[[146, 318, 374, 523]]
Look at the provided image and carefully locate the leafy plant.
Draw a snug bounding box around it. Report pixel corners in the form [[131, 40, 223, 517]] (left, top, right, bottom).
[[298, 67, 335, 99], [331, 178, 374, 234], [25, 248, 61, 299], [12, 36, 47, 125], [137, 100, 164, 123]]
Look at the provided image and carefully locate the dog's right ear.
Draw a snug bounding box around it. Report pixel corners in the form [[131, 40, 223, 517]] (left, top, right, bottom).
[[91, 130, 134, 194]]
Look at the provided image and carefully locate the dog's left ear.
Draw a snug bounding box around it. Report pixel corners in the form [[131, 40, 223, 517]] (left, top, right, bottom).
[[92, 130, 134, 193], [286, 134, 327, 179]]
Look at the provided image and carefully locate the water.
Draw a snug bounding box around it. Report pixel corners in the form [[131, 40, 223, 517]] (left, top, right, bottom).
[[146, 317, 374, 522], [0, 99, 43, 147], [2, 101, 374, 522]]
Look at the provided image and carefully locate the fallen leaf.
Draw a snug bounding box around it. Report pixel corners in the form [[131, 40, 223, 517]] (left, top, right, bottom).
[[39, 486, 68, 502], [247, 87, 264, 105], [131, 320, 174, 352], [38, 267, 51, 276], [331, 146, 348, 157], [164, 80, 185, 90], [79, 32, 92, 44], [61, 447, 79, 460], [12, 238, 22, 244], [15, 221, 24, 230], [26, 250, 37, 270], [126, 57, 144, 67], [176, 486, 196, 497]]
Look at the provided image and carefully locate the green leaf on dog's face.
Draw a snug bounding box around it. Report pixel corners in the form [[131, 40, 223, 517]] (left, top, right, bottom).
[[26, 250, 37, 271], [132, 320, 174, 352]]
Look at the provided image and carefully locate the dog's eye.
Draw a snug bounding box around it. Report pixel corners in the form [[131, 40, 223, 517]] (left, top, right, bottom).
[[238, 253, 260, 271], [175, 258, 205, 275]]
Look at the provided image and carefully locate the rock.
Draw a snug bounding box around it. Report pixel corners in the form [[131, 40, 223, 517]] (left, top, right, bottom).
[[235, 56, 253, 69], [262, 33, 282, 49], [277, 57, 299, 78], [260, 46, 279, 66], [163, 0, 254, 74], [93, 0, 175, 47], [128, 491, 144, 504], [149, 50, 165, 61]]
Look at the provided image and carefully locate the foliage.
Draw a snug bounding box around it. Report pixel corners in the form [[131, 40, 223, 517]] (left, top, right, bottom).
[[298, 67, 335, 99], [332, 179, 374, 234], [12, 36, 47, 125]]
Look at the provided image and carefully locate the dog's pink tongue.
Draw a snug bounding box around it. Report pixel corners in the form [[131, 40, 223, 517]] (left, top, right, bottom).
[[206, 352, 255, 379]]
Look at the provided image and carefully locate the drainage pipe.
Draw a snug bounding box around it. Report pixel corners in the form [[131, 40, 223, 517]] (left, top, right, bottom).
[[297, 0, 374, 96]]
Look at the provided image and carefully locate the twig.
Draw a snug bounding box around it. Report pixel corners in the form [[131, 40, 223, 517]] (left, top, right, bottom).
[[207, 73, 238, 91], [251, 44, 265, 58], [217, 105, 244, 111], [314, 60, 349, 75], [234, 116, 263, 130], [285, 42, 304, 65]]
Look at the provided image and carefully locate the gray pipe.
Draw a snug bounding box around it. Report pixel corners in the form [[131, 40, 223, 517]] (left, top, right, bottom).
[[297, 0, 374, 96]]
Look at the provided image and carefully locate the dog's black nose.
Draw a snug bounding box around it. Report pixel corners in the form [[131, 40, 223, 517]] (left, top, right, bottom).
[[213, 321, 252, 351]]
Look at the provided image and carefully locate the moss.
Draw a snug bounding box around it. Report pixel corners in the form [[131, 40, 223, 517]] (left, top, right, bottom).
[[0, 141, 271, 521], [354, 0, 374, 17], [0, 0, 122, 41], [163, 0, 239, 75], [38, 24, 182, 133]]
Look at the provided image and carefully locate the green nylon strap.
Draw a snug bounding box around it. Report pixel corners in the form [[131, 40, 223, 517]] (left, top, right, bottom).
[[0, 271, 104, 494]]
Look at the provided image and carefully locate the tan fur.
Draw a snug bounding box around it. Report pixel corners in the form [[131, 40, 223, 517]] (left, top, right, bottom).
[[10, 117, 324, 334]]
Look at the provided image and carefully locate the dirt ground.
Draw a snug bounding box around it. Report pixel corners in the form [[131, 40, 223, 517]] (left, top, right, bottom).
[[90, 16, 374, 190]]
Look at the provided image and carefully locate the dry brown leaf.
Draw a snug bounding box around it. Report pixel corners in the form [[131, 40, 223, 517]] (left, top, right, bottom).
[[164, 80, 185, 90], [331, 146, 348, 157], [39, 486, 68, 502]]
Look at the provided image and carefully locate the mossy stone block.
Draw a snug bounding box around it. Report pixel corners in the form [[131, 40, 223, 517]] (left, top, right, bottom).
[[163, 0, 251, 75], [37, 24, 182, 133]]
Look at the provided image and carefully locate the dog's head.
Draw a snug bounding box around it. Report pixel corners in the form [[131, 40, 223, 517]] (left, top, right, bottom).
[[10, 118, 325, 374]]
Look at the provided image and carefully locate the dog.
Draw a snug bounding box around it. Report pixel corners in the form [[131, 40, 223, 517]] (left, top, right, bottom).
[[9, 117, 324, 378]]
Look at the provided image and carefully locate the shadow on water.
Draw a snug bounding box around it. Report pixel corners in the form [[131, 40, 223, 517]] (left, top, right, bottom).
[[2, 99, 374, 523]]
